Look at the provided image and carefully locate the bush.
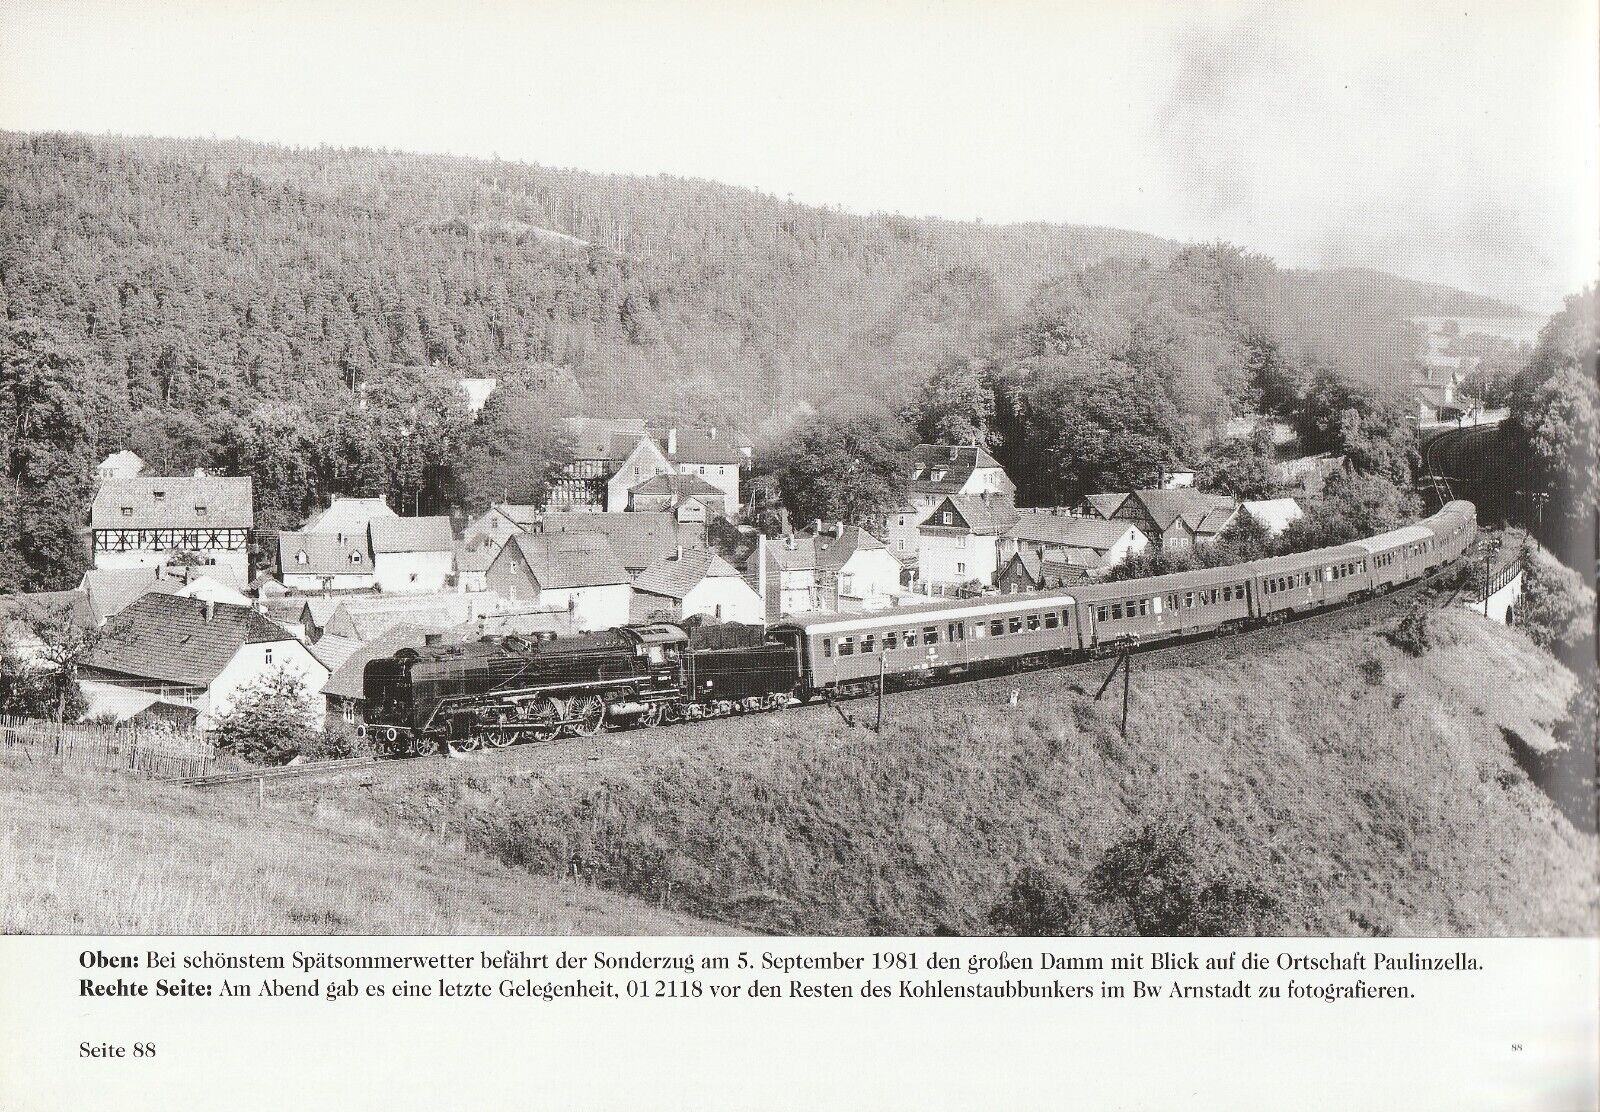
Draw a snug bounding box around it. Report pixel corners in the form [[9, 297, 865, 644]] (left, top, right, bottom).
[[208, 667, 322, 765], [1386, 605, 1433, 657], [1517, 548, 1595, 665], [294, 721, 374, 762], [989, 818, 1295, 936]]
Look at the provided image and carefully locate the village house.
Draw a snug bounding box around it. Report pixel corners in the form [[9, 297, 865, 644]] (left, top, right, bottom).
[[604, 426, 743, 512], [549, 418, 650, 510], [907, 444, 1016, 514], [90, 475, 253, 579], [81, 593, 327, 729], [368, 517, 454, 593], [483, 533, 631, 631], [998, 512, 1149, 575], [746, 535, 822, 619], [626, 473, 728, 521], [541, 510, 706, 577], [1414, 365, 1468, 425], [1076, 493, 1130, 519], [462, 503, 544, 551], [319, 591, 502, 642], [453, 542, 495, 592], [915, 493, 1020, 589], [1110, 490, 1241, 553], [883, 505, 922, 574], [798, 521, 904, 612], [630, 548, 762, 624], [275, 532, 376, 592], [95, 450, 146, 483]]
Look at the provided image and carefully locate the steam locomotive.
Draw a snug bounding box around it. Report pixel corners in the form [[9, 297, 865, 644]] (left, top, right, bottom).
[[359, 500, 1477, 757]]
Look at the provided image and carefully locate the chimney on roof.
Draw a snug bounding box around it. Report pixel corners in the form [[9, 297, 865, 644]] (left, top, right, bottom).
[[835, 521, 845, 538], [666, 428, 677, 455], [811, 518, 821, 534], [674, 545, 683, 561], [202, 599, 215, 622]]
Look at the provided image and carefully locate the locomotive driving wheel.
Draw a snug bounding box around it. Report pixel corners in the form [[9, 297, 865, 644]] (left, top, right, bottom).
[[524, 696, 564, 742], [639, 702, 665, 728], [483, 714, 513, 748], [568, 694, 606, 737], [447, 735, 484, 754]]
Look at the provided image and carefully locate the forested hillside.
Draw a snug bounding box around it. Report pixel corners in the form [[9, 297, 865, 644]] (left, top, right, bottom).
[[0, 130, 1527, 589]]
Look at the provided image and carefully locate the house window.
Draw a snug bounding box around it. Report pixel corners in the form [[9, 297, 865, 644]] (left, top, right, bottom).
[[931, 469, 947, 481], [349, 552, 361, 564], [940, 512, 953, 526], [264, 648, 273, 665], [121, 506, 132, 516], [194, 506, 207, 517], [409, 572, 418, 582], [342, 703, 356, 724], [153, 490, 166, 500]]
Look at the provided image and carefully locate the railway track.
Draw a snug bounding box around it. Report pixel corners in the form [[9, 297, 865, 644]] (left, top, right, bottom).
[[168, 755, 376, 789], [204, 558, 1471, 799]]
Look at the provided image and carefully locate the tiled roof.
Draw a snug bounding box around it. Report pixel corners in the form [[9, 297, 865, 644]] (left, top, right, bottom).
[[277, 532, 373, 576], [651, 425, 742, 465], [81, 567, 168, 619], [368, 516, 454, 554], [753, 536, 818, 572], [1122, 490, 1237, 533], [921, 495, 1020, 536], [908, 444, 1005, 493], [1008, 512, 1139, 552], [1082, 493, 1128, 518], [801, 525, 891, 573], [633, 549, 745, 600], [307, 633, 365, 673], [562, 417, 648, 461], [451, 609, 581, 643], [490, 503, 545, 528], [1239, 498, 1304, 536], [630, 472, 725, 499], [86, 593, 292, 687], [92, 476, 253, 530], [495, 533, 630, 590], [1190, 506, 1240, 537], [322, 625, 430, 699], [453, 542, 496, 574], [541, 511, 699, 572], [302, 497, 396, 535], [321, 592, 495, 642], [0, 589, 102, 630]]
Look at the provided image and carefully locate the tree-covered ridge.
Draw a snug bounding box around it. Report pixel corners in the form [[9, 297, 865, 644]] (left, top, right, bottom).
[[0, 129, 1545, 591]]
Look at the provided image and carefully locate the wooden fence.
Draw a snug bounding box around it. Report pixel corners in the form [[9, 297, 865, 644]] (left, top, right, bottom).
[[0, 715, 215, 780]]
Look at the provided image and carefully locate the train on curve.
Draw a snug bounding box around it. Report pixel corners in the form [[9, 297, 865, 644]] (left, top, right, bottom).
[[359, 500, 1476, 756]]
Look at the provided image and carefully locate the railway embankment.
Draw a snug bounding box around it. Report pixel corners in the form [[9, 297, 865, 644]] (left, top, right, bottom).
[[346, 604, 1595, 936]]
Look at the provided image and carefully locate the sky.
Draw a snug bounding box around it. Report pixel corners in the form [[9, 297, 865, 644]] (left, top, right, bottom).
[[1, 0, 1595, 312]]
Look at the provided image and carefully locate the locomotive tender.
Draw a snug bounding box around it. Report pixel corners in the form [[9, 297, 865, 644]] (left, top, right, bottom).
[[360, 500, 1476, 756]]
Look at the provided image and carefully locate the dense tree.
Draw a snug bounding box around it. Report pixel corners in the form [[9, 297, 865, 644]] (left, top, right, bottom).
[[452, 382, 574, 512], [1199, 428, 1282, 499], [762, 407, 914, 528], [1506, 287, 1599, 547], [907, 357, 997, 447], [208, 667, 321, 765], [1275, 470, 1419, 552], [0, 318, 98, 590], [1295, 368, 1418, 486]]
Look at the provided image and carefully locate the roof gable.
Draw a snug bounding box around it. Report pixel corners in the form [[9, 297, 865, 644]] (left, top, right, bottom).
[[495, 532, 630, 590], [1123, 490, 1237, 532], [921, 495, 1018, 536], [541, 511, 693, 571]]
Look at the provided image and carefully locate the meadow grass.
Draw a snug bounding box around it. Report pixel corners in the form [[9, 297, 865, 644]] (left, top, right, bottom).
[[357, 608, 1596, 936], [1, 763, 721, 935]]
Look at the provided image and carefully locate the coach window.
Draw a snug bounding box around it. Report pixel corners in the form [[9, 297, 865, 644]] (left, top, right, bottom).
[[822, 638, 832, 658], [904, 629, 918, 647], [839, 637, 855, 657], [949, 622, 964, 641], [1008, 616, 1023, 634], [862, 634, 875, 654], [883, 631, 898, 650], [1044, 611, 1059, 630], [972, 622, 987, 639], [1023, 613, 1037, 631], [923, 626, 939, 644], [1109, 603, 1122, 620], [1096, 606, 1108, 622], [991, 619, 1005, 636]]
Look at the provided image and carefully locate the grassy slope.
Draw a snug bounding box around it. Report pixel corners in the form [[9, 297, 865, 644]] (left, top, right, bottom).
[[353, 608, 1594, 936], [0, 765, 721, 935]]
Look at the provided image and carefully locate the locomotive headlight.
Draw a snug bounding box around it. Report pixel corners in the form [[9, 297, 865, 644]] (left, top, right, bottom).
[[355, 724, 367, 740], [385, 727, 398, 742]]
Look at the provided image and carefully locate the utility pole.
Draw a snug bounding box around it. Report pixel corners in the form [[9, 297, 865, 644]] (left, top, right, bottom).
[[874, 652, 886, 733], [1093, 641, 1136, 738]]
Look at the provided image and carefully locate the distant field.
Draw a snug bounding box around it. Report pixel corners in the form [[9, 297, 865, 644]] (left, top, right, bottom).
[[0, 765, 722, 935]]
